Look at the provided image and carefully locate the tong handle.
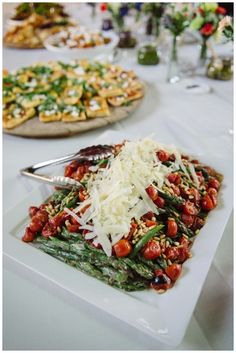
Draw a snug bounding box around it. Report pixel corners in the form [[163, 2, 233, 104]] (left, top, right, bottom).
[[23, 152, 77, 174]]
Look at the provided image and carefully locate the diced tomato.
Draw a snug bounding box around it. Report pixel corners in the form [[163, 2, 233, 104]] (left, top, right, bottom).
[[22, 227, 35, 242], [29, 218, 44, 233], [208, 178, 220, 190], [165, 264, 182, 281], [64, 165, 74, 178], [157, 150, 169, 162], [142, 240, 161, 260], [29, 206, 39, 218], [191, 159, 199, 164], [168, 173, 181, 185], [154, 196, 165, 208], [201, 194, 214, 211], [187, 188, 200, 204], [181, 213, 195, 227], [166, 218, 178, 238], [145, 185, 158, 201], [183, 200, 198, 216], [145, 220, 157, 227], [113, 239, 132, 257], [207, 187, 218, 207]]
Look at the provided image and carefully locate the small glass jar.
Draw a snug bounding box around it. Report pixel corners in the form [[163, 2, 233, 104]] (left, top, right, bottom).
[[206, 56, 233, 81], [138, 44, 159, 65], [118, 30, 136, 48]]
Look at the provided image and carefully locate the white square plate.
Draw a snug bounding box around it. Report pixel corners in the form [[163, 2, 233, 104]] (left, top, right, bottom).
[[3, 130, 233, 347]]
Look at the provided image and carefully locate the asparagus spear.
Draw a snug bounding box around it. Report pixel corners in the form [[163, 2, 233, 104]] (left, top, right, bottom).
[[131, 225, 164, 258]]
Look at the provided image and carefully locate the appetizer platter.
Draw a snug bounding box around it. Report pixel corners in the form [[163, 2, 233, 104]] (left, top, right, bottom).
[[3, 130, 232, 346], [4, 3, 72, 49], [21, 138, 223, 293], [3, 60, 144, 137]]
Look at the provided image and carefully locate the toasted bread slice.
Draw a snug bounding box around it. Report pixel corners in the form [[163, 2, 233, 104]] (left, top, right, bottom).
[[99, 86, 123, 98], [63, 86, 83, 105], [107, 96, 126, 107], [3, 106, 35, 129], [39, 111, 62, 122], [85, 97, 110, 118], [62, 111, 86, 122]]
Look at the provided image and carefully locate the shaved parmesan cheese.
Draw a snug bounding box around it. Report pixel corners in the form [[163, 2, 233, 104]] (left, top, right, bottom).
[[188, 162, 200, 188], [76, 138, 173, 256], [64, 207, 83, 224]]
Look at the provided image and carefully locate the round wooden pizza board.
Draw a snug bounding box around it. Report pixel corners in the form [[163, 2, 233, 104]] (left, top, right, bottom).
[[3, 98, 143, 138]]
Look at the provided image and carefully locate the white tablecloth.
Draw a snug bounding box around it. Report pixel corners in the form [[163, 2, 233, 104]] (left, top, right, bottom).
[[3, 3, 233, 350]]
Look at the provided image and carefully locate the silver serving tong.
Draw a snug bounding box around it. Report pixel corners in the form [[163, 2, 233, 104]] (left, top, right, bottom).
[[20, 144, 114, 189]]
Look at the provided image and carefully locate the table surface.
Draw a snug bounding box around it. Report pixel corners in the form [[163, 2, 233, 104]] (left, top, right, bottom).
[[3, 3, 233, 350]]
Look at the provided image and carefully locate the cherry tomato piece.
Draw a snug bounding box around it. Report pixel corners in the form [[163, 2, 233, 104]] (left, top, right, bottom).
[[168, 173, 181, 185], [165, 247, 179, 261], [181, 213, 195, 227], [157, 150, 170, 162], [187, 188, 200, 204], [177, 246, 190, 263], [196, 171, 204, 184], [208, 178, 220, 190], [29, 218, 44, 233], [22, 227, 35, 242], [207, 188, 218, 207], [29, 206, 39, 218], [165, 264, 182, 281], [66, 224, 81, 233], [183, 200, 198, 216], [35, 210, 48, 224], [179, 236, 190, 248], [79, 189, 87, 202], [143, 240, 161, 260], [201, 194, 214, 211], [192, 216, 205, 231], [126, 222, 138, 240], [113, 239, 132, 257], [64, 165, 74, 178], [142, 211, 154, 220], [145, 220, 157, 228], [42, 223, 57, 238], [145, 185, 158, 201], [166, 218, 178, 238], [153, 196, 165, 208]]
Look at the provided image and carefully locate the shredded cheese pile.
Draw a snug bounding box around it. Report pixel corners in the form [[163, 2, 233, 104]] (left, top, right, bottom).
[[66, 138, 199, 256]]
